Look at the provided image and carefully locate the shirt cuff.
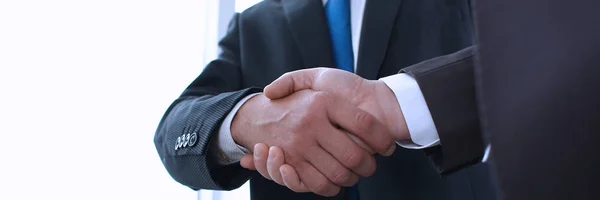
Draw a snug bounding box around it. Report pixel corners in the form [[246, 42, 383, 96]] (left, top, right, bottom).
[[211, 93, 260, 165], [380, 73, 440, 149], [482, 145, 491, 163]]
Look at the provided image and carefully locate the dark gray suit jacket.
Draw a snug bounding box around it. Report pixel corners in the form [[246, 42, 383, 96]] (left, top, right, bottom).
[[155, 0, 495, 199]]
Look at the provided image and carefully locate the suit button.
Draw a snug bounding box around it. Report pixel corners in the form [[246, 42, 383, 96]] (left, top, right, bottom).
[[175, 136, 181, 150], [188, 132, 198, 147]]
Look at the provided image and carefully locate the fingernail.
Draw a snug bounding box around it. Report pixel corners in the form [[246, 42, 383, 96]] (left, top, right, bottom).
[[384, 144, 396, 156], [268, 147, 276, 159], [254, 144, 264, 158]]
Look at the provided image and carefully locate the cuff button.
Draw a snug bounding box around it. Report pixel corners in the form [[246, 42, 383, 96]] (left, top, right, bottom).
[[188, 132, 198, 147], [182, 133, 190, 148], [175, 136, 181, 150], [178, 135, 185, 149]]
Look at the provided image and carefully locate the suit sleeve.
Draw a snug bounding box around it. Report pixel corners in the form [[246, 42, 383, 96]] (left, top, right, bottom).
[[153, 13, 261, 191], [400, 46, 486, 174]]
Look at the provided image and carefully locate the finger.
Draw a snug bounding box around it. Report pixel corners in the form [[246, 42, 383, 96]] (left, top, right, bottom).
[[345, 131, 375, 154], [240, 154, 255, 170], [264, 68, 321, 99], [326, 97, 396, 156], [294, 161, 341, 197], [267, 146, 285, 185], [304, 145, 359, 187], [253, 143, 272, 180], [317, 127, 376, 177], [280, 164, 310, 192]]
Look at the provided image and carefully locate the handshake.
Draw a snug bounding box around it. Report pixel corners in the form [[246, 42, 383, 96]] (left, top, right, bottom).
[[231, 68, 410, 197]]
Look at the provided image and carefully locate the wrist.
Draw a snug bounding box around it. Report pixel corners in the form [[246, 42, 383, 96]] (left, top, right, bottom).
[[231, 94, 265, 150], [373, 80, 410, 141]]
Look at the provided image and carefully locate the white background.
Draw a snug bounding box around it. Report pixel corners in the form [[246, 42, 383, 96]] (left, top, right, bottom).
[[0, 0, 260, 199]]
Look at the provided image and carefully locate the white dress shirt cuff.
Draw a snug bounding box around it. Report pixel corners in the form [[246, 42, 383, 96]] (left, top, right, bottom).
[[211, 93, 260, 165], [380, 73, 440, 149]]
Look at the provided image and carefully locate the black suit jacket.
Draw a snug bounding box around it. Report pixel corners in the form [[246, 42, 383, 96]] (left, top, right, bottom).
[[473, 0, 600, 199], [154, 0, 495, 199]]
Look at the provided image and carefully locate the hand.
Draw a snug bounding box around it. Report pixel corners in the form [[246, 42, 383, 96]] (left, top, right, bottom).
[[241, 144, 370, 193], [265, 68, 409, 140], [240, 68, 410, 195], [231, 90, 396, 196], [241, 144, 310, 192]]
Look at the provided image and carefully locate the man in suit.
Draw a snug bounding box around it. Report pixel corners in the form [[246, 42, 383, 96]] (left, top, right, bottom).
[[244, 0, 600, 199], [154, 0, 496, 199]]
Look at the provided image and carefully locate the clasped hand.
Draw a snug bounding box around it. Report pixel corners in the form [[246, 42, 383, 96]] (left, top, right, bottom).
[[232, 68, 409, 196]]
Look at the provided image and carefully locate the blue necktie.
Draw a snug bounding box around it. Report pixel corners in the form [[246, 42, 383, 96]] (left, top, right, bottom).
[[325, 1, 358, 199], [325, 0, 354, 73]]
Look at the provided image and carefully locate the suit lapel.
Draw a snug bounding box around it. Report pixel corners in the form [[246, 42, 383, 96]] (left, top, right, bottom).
[[355, 0, 402, 80], [282, 0, 335, 69]]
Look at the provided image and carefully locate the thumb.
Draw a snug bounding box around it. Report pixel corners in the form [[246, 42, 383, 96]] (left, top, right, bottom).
[[264, 68, 321, 99], [240, 154, 256, 170]]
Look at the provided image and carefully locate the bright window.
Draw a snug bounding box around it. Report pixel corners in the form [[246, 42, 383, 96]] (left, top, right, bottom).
[[0, 0, 258, 200]]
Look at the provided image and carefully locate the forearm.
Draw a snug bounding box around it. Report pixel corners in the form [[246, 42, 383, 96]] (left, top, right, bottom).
[[154, 88, 260, 190], [400, 46, 485, 173]]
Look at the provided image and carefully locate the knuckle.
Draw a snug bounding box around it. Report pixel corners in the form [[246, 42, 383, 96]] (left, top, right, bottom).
[[342, 148, 363, 169], [353, 111, 374, 133], [296, 113, 313, 126], [331, 169, 353, 186], [311, 91, 332, 106]]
